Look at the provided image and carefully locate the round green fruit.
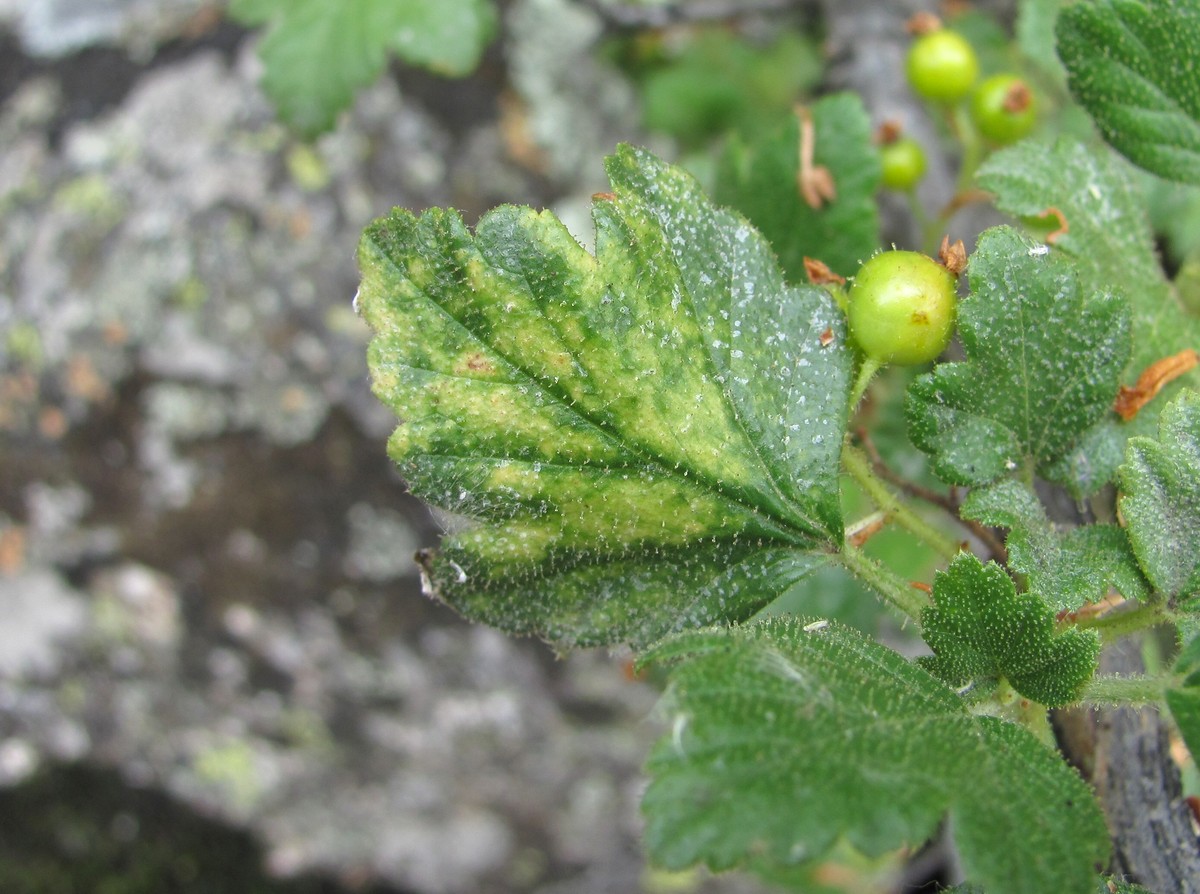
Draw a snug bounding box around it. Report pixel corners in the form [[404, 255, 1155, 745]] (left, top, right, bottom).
[[879, 136, 927, 191], [906, 30, 979, 104], [847, 251, 958, 366], [971, 74, 1037, 144]]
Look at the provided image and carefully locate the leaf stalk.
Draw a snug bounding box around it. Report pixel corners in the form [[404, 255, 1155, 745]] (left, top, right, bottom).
[[842, 443, 962, 561], [1080, 673, 1170, 707], [838, 541, 929, 622], [1069, 599, 1171, 643]]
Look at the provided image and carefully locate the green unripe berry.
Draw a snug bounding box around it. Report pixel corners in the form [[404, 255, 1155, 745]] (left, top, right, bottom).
[[906, 30, 979, 104], [970, 74, 1037, 144], [847, 251, 958, 366], [879, 136, 927, 191]]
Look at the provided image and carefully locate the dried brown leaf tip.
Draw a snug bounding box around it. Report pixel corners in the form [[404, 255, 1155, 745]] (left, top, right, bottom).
[[1113, 349, 1200, 421], [846, 511, 887, 547], [906, 12, 942, 35], [1056, 592, 1124, 625], [1036, 206, 1069, 245], [804, 256, 846, 286], [796, 105, 836, 210], [937, 235, 968, 276]]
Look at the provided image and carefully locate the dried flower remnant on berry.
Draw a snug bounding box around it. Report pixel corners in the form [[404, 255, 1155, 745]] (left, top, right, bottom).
[[938, 235, 968, 276]]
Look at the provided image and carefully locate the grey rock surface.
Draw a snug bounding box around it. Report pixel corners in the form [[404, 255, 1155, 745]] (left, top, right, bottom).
[[0, 6, 772, 894], [3, 0, 208, 58]]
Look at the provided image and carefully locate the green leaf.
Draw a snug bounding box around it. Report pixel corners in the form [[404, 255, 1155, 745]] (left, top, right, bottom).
[[232, 0, 496, 135], [906, 226, 1130, 486], [962, 479, 1150, 611], [637, 28, 822, 147], [715, 93, 881, 282], [977, 138, 1199, 381], [358, 146, 851, 648], [1056, 0, 1200, 184], [1098, 882, 1158, 894], [1118, 388, 1200, 600], [921, 553, 1100, 706], [641, 619, 1110, 894], [1017, 0, 1069, 86], [1168, 626, 1200, 760]]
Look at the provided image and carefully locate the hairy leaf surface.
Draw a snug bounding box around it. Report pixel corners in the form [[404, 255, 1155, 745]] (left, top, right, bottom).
[[359, 146, 851, 648], [980, 137, 1200, 495], [962, 480, 1149, 611], [641, 619, 1109, 894], [231, 0, 496, 135], [921, 553, 1099, 706], [1057, 0, 1200, 184], [1167, 631, 1200, 763], [715, 93, 880, 281], [907, 226, 1130, 486], [1118, 388, 1200, 601], [977, 138, 1198, 381]]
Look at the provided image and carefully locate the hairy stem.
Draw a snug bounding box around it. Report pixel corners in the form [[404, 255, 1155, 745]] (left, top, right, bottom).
[[1071, 599, 1172, 643], [847, 355, 883, 414], [856, 430, 1009, 563], [838, 541, 929, 622], [842, 443, 962, 561], [1082, 673, 1171, 707]]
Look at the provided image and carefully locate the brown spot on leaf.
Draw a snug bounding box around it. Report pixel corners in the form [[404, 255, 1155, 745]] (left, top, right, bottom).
[[592, 192, 617, 202], [819, 327, 835, 347], [911, 310, 929, 326], [1113, 349, 1200, 421]]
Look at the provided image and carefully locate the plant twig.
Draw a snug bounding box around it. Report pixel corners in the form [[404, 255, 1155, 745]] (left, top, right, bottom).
[[855, 429, 1009, 564], [838, 541, 930, 622], [842, 442, 963, 561], [1068, 598, 1171, 643], [1082, 673, 1171, 707]]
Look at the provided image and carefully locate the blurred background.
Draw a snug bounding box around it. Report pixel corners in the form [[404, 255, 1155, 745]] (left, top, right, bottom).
[[0, 0, 1012, 891]]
